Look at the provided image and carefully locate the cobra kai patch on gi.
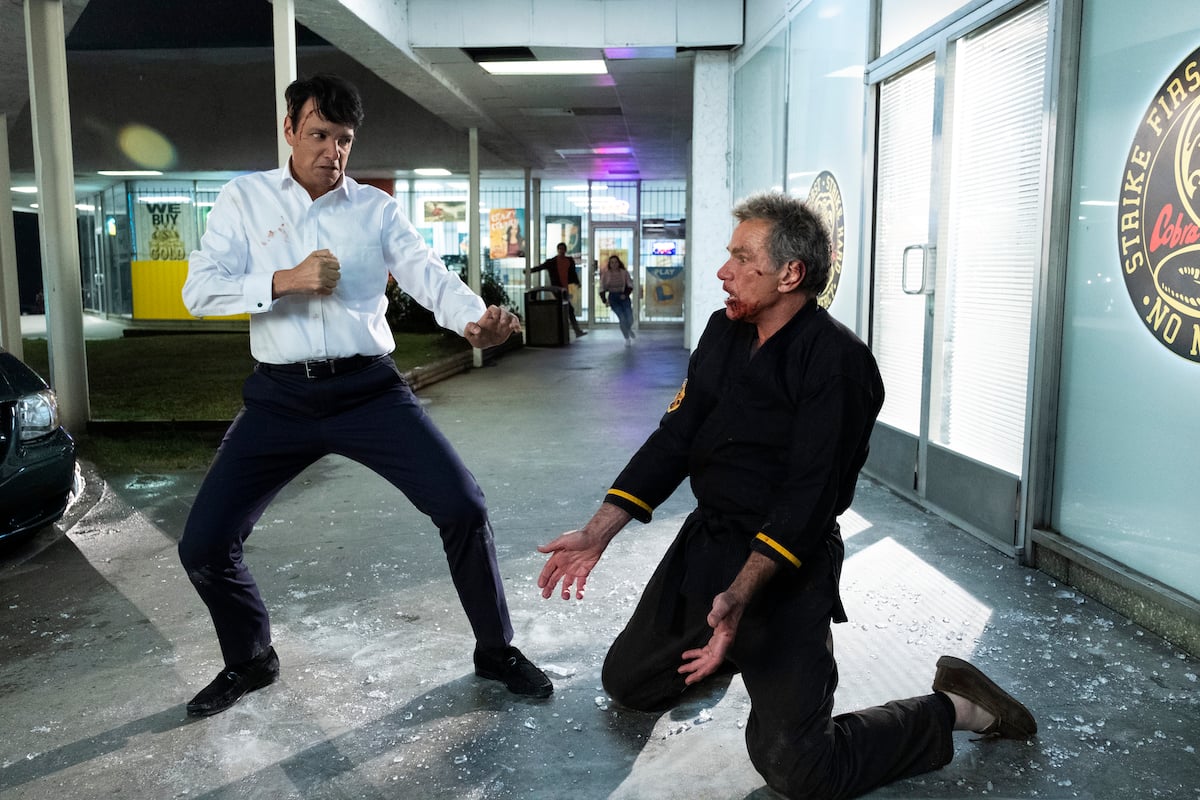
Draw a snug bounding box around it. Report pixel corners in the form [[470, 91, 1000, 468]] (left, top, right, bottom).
[[667, 379, 687, 412]]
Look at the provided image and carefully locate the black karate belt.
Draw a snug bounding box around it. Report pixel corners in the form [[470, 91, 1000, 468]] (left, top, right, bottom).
[[260, 354, 384, 380]]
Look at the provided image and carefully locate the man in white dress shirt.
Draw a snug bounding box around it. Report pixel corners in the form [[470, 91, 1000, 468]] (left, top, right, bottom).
[[179, 73, 551, 717]]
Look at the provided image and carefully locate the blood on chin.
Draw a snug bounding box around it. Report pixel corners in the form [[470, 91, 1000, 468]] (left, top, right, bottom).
[[724, 298, 755, 320]]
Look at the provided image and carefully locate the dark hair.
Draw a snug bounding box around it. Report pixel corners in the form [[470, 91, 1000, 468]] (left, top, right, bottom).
[[286, 73, 364, 131], [732, 191, 830, 294], [606, 254, 626, 270]]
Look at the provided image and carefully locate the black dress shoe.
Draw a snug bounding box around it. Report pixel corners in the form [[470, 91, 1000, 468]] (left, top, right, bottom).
[[474, 645, 553, 698], [187, 646, 280, 717]]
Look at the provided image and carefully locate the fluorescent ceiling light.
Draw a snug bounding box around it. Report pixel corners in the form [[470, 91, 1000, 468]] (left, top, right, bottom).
[[604, 47, 675, 60], [99, 170, 163, 176], [567, 196, 630, 214], [480, 60, 607, 76], [75, 203, 96, 212], [12, 186, 37, 194], [521, 108, 575, 117], [1080, 200, 1117, 207], [414, 168, 451, 176], [556, 147, 631, 158]]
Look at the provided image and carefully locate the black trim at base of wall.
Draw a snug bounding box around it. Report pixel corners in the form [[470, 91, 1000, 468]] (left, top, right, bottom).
[[1031, 529, 1200, 658]]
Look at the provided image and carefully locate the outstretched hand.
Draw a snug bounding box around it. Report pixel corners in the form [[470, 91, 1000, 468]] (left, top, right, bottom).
[[679, 590, 745, 685], [465, 305, 521, 348], [536, 529, 608, 600], [536, 503, 630, 600]]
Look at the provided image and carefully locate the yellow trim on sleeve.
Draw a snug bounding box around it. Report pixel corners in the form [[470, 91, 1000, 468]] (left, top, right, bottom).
[[755, 532, 802, 568], [607, 489, 653, 515]]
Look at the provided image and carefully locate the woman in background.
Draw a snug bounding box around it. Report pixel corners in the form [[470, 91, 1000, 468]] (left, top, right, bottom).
[[599, 254, 635, 345]]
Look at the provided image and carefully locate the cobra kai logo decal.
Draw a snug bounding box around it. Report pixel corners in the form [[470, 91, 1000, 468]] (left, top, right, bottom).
[[807, 171, 845, 309], [1118, 44, 1200, 362]]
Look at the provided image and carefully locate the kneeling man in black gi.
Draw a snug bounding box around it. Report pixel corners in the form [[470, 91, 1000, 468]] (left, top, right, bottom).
[[536, 191, 1035, 799]]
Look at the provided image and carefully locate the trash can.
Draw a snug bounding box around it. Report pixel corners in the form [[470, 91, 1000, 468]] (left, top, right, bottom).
[[524, 287, 570, 347]]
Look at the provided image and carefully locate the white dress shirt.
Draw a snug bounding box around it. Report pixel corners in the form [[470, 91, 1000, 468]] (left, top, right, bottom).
[[183, 167, 485, 364]]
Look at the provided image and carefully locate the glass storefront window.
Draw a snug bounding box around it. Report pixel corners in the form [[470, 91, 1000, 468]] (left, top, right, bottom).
[[785, 0, 869, 330], [879, 0, 967, 54], [732, 30, 786, 199], [1054, 1, 1200, 601]]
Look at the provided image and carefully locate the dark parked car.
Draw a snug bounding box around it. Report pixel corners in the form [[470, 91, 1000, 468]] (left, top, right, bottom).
[[0, 346, 77, 543]]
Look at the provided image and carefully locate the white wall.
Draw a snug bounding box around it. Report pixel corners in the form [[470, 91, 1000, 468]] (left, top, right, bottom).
[[686, 51, 734, 350]]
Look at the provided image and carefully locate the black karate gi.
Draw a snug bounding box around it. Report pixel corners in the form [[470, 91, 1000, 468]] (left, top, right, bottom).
[[600, 301, 956, 799]]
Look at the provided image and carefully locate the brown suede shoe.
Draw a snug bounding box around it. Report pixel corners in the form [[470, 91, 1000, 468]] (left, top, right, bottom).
[[932, 655, 1037, 739]]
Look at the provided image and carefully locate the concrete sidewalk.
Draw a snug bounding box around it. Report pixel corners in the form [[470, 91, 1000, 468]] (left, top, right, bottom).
[[17, 313, 129, 341], [1, 327, 1197, 799]]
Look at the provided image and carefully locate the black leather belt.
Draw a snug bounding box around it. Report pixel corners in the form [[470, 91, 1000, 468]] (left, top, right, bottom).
[[259, 354, 383, 380]]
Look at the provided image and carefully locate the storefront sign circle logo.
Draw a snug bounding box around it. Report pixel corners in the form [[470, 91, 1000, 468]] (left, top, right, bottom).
[[807, 171, 845, 309], [1118, 45, 1200, 362]]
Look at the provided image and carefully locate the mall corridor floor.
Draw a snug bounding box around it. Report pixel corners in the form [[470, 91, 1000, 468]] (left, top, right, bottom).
[[1, 327, 1197, 799]]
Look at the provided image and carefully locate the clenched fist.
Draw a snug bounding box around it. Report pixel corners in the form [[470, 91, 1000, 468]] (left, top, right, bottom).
[[273, 249, 341, 298], [464, 305, 522, 348]]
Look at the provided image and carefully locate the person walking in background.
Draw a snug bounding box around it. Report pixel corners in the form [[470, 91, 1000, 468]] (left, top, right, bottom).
[[599, 254, 635, 345], [178, 72, 552, 718], [532, 242, 586, 337], [536, 191, 1035, 799]]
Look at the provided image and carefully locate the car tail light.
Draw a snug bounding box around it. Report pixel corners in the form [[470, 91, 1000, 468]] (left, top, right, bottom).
[[16, 390, 61, 442]]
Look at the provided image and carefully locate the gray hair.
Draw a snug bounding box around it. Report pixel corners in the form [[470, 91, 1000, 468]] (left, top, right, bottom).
[[732, 191, 830, 294]]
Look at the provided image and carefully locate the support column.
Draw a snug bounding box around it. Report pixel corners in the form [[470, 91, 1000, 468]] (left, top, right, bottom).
[[0, 115, 22, 358], [273, 0, 298, 169], [26, 0, 89, 430], [529, 175, 540, 294], [530, 176, 542, 267], [523, 166, 533, 275], [468, 127, 482, 367], [686, 50, 733, 351]]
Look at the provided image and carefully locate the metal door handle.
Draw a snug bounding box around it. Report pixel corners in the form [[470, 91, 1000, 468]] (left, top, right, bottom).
[[901, 244, 933, 295]]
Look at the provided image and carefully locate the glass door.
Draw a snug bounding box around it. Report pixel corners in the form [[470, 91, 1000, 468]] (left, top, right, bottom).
[[866, 1, 1050, 550], [640, 234, 685, 324], [590, 224, 637, 328]]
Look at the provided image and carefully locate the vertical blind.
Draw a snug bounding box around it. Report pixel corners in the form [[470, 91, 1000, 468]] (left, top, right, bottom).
[[934, 1, 1049, 475], [874, 60, 936, 435]]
